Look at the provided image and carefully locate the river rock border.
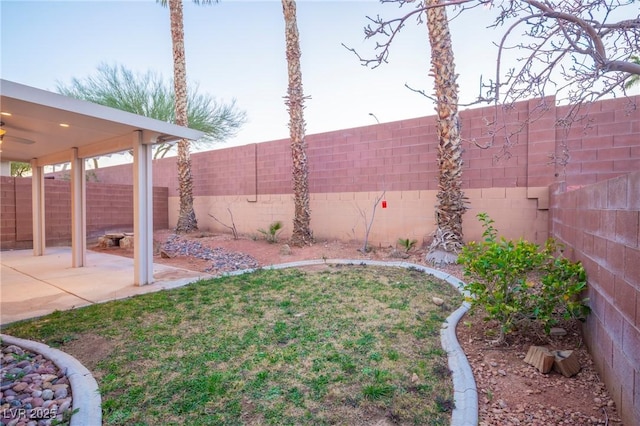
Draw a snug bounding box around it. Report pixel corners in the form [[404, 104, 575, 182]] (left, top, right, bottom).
[[0, 335, 101, 426]]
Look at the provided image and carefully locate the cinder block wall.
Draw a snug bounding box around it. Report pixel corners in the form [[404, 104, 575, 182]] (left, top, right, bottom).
[[87, 95, 638, 247], [550, 173, 640, 426], [0, 177, 169, 250]]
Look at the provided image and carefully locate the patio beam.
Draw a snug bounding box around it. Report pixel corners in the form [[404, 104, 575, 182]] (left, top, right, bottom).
[[70, 148, 87, 267], [30, 159, 45, 256], [132, 130, 153, 285]]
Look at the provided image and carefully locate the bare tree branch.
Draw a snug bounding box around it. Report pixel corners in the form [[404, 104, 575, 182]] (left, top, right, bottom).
[[347, 0, 639, 159], [355, 191, 386, 254], [208, 208, 238, 240]]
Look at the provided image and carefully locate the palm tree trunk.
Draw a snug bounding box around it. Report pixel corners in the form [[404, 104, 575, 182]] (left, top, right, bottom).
[[425, 0, 467, 264], [169, 0, 198, 233], [282, 0, 313, 246]]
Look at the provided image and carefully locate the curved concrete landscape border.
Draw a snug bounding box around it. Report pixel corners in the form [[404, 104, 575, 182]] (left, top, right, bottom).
[[2, 258, 477, 426], [0, 334, 102, 426]]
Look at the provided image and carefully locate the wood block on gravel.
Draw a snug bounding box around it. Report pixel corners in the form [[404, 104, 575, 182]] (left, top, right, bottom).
[[524, 345, 555, 373], [524, 346, 555, 374], [553, 350, 581, 377]]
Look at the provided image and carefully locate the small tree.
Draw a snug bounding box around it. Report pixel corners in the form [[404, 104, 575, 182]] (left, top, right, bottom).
[[57, 63, 246, 159], [10, 162, 31, 177]]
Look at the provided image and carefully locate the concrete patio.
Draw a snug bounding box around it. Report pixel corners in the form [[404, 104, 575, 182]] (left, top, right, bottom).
[[0, 248, 213, 325]]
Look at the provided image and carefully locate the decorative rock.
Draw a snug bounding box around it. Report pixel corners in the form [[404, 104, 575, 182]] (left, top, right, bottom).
[[161, 235, 259, 273], [389, 248, 410, 259], [432, 297, 445, 306], [119, 236, 134, 249], [8, 368, 23, 376], [550, 327, 567, 336], [160, 248, 175, 259], [2, 335, 76, 424], [54, 376, 69, 385], [280, 244, 292, 256], [40, 374, 57, 383], [97, 236, 115, 248], [16, 361, 31, 369], [12, 382, 28, 392], [53, 387, 68, 399], [4, 345, 25, 356], [104, 232, 125, 239], [58, 398, 72, 414]]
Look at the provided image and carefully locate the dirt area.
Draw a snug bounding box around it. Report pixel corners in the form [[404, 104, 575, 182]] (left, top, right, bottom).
[[91, 229, 622, 425]]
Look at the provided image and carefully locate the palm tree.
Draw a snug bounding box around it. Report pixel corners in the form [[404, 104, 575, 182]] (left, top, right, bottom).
[[425, 0, 467, 265], [282, 0, 313, 246], [160, 0, 217, 233]]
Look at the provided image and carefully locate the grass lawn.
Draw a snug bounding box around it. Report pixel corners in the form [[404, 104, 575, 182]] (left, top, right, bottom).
[[2, 265, 462, 425]]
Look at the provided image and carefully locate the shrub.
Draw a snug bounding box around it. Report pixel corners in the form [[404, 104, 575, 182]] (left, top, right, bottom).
[[458, 213, 590, 344], [258, 221, 283, 243], [397, 238, 418, 253]]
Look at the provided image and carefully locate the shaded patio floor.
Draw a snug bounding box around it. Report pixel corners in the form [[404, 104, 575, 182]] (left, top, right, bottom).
[[1, 247, 213, 325]]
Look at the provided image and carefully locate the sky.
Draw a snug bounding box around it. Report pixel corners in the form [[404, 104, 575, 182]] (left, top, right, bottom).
[[2, 0, 508, 151]]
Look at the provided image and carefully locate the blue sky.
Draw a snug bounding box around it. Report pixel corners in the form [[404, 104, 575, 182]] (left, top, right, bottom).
[[1, 0, 502, 148]]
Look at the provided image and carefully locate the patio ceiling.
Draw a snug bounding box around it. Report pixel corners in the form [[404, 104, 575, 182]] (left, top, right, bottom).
[[0, 79, 202, 164]]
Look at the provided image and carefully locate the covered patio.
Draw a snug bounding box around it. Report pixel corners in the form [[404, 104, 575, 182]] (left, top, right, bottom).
[[0, 79, 205, 306], [0, 247, 213, 324]]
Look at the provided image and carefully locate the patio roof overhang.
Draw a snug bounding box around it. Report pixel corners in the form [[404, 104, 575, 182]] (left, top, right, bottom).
[[0, 79, 202, 163], [0, 79, 205, 285]]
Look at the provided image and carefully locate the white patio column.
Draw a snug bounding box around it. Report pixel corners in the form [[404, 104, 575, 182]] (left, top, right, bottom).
[[30, 159, 45, 256], [132, 130, 153, 285], [70, 148, 86, 267]]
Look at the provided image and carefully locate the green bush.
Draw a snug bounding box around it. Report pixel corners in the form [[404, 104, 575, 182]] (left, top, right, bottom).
[[458, 213, 590, 344], [258, 221, 283, 243], [397, 238, 418, 253]]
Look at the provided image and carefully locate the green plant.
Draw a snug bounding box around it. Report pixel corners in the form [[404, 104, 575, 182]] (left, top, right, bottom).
[[362, 383, 394, 400], [397, 238, 418, 253], [458, 213, 590, 344], [258, 221, 283, 243]]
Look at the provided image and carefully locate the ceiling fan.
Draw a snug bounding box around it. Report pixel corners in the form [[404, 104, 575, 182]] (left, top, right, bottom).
[[0, 121, 36, 146]]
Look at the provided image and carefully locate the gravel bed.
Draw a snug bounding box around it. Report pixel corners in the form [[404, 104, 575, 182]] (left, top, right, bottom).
[[1, 344, 72, 426], [162, 235, 260, 273]]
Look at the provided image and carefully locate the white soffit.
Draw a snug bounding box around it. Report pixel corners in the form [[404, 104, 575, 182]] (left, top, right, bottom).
[[0, 79, 204, 164]]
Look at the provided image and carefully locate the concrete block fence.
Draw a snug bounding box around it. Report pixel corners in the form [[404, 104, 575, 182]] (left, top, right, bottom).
[[550, 172, 640, 426], [0, 178, 168, 250]]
